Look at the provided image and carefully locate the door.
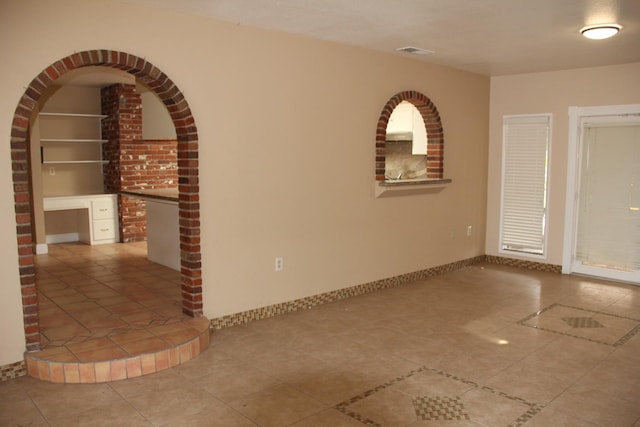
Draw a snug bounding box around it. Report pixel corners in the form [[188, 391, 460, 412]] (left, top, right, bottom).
[[571, 114, 640, 283]]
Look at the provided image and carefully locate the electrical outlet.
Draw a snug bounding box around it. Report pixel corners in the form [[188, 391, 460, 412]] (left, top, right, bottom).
[[467, 225, 472, 237], [49, 167, 55, 176], [275, 257, 284, 272]]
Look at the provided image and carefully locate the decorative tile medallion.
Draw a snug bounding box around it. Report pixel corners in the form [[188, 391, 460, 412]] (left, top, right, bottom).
[[562, 317, 605, 328], [334, 366, 543, 427], [412, 395, 470, 421], [518, 303, 640, 347]]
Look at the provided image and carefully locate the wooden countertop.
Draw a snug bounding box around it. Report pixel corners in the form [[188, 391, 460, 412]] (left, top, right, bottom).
[[120, 188, 179, 203]]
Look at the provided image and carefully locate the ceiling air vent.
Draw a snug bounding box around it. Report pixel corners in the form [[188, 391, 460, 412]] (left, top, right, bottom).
[[396, 46, 434, 55]]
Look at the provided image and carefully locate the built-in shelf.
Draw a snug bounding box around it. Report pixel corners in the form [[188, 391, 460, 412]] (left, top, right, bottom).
[[40, 138, 108, 143], [40, 112, 108, 119], [39, 111, 108, 167], [380, 178, 452, 186], [42, 160, 109, 165]]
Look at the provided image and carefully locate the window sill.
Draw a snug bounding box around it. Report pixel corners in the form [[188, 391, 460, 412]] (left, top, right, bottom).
[[375, 178, 452, 198]]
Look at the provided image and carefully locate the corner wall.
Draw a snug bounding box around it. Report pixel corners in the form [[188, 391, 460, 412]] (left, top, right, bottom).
[[486, 62, 640, 266], [0, 0, 489, 366]]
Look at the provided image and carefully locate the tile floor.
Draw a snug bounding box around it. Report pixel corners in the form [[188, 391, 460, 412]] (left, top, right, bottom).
[[36, 242, 185, 349], [2, 255, 640, 426], [25, 242, 210, 383]]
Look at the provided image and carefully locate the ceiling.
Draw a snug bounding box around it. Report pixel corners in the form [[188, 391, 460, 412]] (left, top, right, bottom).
[[117, 0, 640, 76]]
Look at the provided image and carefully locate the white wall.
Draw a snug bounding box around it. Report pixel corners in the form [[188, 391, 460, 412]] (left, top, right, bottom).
[[0, 0, 489, 366], [487, 63, 640, 265]]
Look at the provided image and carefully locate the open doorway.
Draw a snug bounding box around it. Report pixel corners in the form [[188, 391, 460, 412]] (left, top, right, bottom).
[[33, 67, 179, 253], [10, 50, 203, 354], [30, 66, 189, 352]]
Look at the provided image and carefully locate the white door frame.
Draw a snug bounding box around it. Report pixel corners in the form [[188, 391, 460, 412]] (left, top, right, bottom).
[[562, 103, 640, 282]]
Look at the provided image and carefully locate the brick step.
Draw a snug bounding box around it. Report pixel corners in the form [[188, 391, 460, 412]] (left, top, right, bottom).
[[25, 317, 210, 383]]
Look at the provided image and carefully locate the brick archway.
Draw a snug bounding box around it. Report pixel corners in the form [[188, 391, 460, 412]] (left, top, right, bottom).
[[375, 90, 444, 181], [10, 50, 202, 352]]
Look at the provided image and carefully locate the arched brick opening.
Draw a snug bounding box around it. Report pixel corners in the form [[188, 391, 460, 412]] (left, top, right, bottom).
[[10, 50, 202, 352], [375, 90, 444, 181]]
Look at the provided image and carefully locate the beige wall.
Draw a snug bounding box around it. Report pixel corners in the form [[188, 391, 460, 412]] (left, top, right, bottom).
[[487, 63, 640, 265], [0, 0, 489, 365], [141, 89, 176, 140]]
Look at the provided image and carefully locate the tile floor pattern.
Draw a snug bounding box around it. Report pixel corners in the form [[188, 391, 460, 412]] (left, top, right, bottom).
[[517, 303, 640, 347], [2, 256, 640, 426], [25, 242, 210, 383], [411, 395, 470, 421]]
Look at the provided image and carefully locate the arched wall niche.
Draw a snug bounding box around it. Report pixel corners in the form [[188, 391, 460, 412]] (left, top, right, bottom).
[[10, 50, 202, 352], [375, 90, 445, 182]]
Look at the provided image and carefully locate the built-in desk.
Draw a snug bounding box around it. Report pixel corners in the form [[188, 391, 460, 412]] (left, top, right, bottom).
[[121, 189, 179, 271], [43, 194, 119, 245]]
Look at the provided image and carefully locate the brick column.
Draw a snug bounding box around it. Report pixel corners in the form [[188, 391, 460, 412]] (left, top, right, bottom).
[[101, 84, 145, 242]]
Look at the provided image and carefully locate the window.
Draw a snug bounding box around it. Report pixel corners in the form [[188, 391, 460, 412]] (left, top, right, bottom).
[[375, 91, 444, 182], [500, 114, 551, 256], [384, 101, 427, 180]]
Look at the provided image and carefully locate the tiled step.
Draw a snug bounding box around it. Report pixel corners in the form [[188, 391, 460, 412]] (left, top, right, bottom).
[[25, 317, 210, 383]]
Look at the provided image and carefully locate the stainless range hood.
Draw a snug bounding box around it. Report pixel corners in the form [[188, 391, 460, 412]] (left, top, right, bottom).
[[385, 130, 413, 141]]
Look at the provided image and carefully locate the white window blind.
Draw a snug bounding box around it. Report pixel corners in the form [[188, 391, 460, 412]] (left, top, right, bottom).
[[500, 114, 551, 255], [576, 121, 640, 271]]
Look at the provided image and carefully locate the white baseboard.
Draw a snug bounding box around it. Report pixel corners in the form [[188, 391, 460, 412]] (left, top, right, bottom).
[[45, 233, 79, 245], [34, 243, 49, 255]]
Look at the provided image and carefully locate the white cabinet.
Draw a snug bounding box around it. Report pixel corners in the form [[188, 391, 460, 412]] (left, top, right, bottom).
[[92, 219, 118, 241], [43, 194, 119, 245], [92, 198, 115, 220], [90, 198, 118, 242], [386, 101, 428, 155], [386, 102, 414, 140]]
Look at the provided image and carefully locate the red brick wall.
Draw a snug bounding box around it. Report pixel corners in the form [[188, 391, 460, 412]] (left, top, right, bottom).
[[101, 84, 145, 242], [120, 139, 178, 241], [100, 84, 178, 243], [120, 140, 178, 190]]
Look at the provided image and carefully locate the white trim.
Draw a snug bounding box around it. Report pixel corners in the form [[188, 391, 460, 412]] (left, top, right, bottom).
[[34, 243, 48, 255], [46, 232, 79, 244], [562, 107, 581, 273], [563, 104, 640, 279], [572, 264, 640, 285]]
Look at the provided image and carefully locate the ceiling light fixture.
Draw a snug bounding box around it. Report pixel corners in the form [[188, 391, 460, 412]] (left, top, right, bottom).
[[580, 24, 621, 40]]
